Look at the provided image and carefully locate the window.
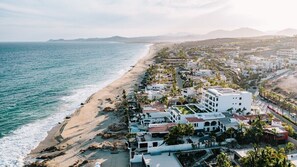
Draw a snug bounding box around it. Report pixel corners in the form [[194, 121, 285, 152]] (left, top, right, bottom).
[[239, 103, 242, 105], [205, 122, 210, 126], [211, 121, 217, 126], [239, 97, 242, 100], [153, 142, 158, 147], [139, 143, 148, 148]]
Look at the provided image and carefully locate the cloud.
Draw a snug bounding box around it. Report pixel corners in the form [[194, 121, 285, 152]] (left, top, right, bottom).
[[0, 2, 42, 15], [0, 0, 297, 41]]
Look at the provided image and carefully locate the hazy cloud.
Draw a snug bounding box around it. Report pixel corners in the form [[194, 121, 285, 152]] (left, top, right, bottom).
[[0, 0, 296, 41]]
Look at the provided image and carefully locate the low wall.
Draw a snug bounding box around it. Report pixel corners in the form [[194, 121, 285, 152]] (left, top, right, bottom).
[[148, 144, 193, 153]]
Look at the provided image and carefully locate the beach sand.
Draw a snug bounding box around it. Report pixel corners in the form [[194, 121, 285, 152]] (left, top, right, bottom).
[[26, 43, 168, 167]]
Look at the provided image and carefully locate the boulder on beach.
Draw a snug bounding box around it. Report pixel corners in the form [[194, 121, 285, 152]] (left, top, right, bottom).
[[113, 140, 127, 150], [103, 107, 114, 112], [108, 122, 127, 132], [41, 146, 60, 153], [88, 141, 114, 150], [101, 133, 114, 139], [24, 162, 48, 167], [37, 151, 65, 160]]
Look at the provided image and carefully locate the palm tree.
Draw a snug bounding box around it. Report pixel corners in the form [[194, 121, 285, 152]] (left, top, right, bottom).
[[240, 146, 293, 167], [178, 97, 186, 105], [217, 152, 232, 167], [285, 142, 295, 153], [184, 124, 194, 136], [226, 128, 235, 138]]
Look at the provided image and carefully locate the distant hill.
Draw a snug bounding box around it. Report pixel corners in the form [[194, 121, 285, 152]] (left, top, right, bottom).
[[204, 28, 265, 39], [277, 28, 297, 36], [48, 27, 288, 43]]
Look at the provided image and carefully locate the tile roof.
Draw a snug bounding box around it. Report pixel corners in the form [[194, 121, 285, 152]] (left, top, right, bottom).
[[186, 117, 204, 122], [148, 123, 176, 133]]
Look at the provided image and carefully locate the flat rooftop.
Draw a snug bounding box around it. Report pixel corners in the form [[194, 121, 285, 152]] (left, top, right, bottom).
[[233, 148, 254, 158], [207, 86, 243, 96], [143, 153, 182, 167], [196, 112, 225, 120]]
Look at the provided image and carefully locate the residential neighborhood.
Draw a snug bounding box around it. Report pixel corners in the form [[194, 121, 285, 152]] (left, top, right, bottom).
[[124, 37, 297, 167]]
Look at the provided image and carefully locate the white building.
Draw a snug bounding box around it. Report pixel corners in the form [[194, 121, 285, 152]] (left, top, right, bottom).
[[181, 87, 196, 98], [145, 84, 167, 100], [201, 87, 252, 115], [146, 84, 167, 91], [140, 112, 171, 126], [194, 69, 213, 77], [146, 90, 163, 100], [167, 104, 238, 132]]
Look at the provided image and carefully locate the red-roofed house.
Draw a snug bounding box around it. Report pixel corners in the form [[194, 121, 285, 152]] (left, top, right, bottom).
[[186, 117, 205, 132], [148, 123, 176, 133]]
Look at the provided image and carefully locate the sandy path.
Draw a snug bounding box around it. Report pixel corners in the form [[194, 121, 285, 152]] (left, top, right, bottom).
[[26, 43, 168, 167]]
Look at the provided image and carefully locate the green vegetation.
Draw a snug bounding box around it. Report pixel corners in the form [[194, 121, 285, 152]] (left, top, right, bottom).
[[259, 84, 297, 114], [207, 77, 241, 90], [217, 152, 232, 167], [164, 124, 194, 145], [240, 146, 294, 167], [176, 150, 207, 167], [188, 104, 207, 113], [176, 106, 194, 115]]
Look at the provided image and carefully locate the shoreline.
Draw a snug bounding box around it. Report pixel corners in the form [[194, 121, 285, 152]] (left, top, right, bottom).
[[25, 43, 168, 166]]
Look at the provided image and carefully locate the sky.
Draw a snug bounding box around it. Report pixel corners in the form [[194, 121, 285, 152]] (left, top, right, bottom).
[[0, 0, 297, 41]]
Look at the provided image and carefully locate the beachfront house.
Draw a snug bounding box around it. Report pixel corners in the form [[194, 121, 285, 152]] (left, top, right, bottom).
[[167, 104, 238, 133], [145, 84, 167, 100]]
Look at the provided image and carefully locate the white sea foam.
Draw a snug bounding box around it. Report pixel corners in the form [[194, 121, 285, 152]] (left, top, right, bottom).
[[0, 44, 151, 166]]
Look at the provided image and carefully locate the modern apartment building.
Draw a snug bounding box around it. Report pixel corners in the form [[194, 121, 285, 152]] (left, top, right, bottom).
[[201, 87, 252, 115]]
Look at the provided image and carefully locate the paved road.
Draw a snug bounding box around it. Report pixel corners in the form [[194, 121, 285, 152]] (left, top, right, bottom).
[[254, 98, 297, 131]]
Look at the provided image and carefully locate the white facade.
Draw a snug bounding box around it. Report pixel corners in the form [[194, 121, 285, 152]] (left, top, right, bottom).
[[202, 87, 252, 115], [194, 69, 213, 77], [181, 87, 196, 97], [167, 105, 236, 132], [146, 90, 163, 100], [146, 84, 166, 91], [141, 112, 171, 126]]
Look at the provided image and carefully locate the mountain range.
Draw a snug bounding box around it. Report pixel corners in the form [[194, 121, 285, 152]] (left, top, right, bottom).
[[48, 28, 297, 43]]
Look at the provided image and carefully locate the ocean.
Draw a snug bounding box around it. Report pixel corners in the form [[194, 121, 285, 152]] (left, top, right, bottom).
[[0, 41, 149, 166]]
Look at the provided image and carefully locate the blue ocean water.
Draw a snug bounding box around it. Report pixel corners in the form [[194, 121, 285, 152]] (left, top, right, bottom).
[[0, 41, 149, 166]]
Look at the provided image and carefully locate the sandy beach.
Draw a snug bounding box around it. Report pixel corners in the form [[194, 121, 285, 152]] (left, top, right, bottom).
[[26, 43, 168, 167]]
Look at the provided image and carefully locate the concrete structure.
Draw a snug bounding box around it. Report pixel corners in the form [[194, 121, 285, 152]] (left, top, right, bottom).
[[201, 87, 252, 115], [194, 69, 213, 77], [140, 112, 171, 126], [167, 105, 238, 132], [181, 87, 196, 98], [143, 153, 182, 167], [146, 84, 167, 91]]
